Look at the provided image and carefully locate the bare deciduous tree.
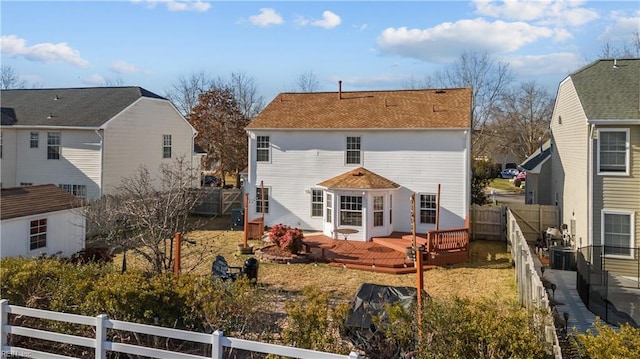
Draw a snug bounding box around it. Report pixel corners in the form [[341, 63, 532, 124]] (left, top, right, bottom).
[[165, 71, 215, 117], [598, 31, 640, 59], [486, 81, 554, 162], [216, 72, 265, 119], [189, 87, 250, 186], [83, 157, 207, 274], [101, 76, 125, 86], [1, 65, 28, 89], [294, 70, 321, 92]]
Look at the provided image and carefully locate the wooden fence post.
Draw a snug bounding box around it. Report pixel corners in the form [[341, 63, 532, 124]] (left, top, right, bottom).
[[95, 314, 107, 359], [0, 299, 8, 350]]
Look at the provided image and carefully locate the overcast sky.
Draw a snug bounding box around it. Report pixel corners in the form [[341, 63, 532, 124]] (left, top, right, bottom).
[[2, 0, 638, 101]]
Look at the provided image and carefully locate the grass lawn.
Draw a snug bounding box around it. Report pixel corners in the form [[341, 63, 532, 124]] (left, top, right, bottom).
[[489, 178, 525, 194], [112, 216, 517, 304]]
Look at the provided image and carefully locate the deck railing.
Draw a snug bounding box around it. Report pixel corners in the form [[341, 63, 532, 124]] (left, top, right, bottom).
[[0, 299, 361, 359], [425, 227, 469, 253]]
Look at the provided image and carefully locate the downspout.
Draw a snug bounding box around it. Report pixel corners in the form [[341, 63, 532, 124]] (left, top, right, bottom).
[[95, 129, 104, 197], [588, 124, 595, 256]]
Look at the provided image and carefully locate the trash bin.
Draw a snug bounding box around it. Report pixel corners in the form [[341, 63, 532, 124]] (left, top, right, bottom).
[[550, 246, 575, 270], [231, 208, 244, 230], [243, 257, 259, 283]]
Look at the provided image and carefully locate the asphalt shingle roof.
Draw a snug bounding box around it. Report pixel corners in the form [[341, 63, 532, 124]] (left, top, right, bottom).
[[520, 140, 552, 171], [0, 184, 84, 220], [317, 167, 400, 189], [1, 86, 166, 127], [246, 88, 472, 129], [570, 58, 640, 121]]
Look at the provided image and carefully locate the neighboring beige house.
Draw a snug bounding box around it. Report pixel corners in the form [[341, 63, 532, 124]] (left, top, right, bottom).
[[1, 87, 199, 198], [245, 87, 472, 241], [0, 184, 85, 258], [550, 58, 639, 277]]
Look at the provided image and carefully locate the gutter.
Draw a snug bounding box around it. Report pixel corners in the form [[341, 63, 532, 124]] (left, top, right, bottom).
[[587, 124, 595, 256]]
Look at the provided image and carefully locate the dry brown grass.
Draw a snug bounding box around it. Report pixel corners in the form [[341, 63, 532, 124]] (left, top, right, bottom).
[[111, 215, 517, 304]]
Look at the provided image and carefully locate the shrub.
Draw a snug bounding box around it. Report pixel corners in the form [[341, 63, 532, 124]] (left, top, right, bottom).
[[576, 318, 640, 359], [268, 224, 304, 254]]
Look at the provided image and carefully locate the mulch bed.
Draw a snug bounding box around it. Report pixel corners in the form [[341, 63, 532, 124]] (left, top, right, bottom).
[[256, 244, 310, 264]]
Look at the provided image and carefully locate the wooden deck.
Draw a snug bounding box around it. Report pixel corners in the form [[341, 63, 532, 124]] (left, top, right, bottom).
[[303, 232, 435, 274]]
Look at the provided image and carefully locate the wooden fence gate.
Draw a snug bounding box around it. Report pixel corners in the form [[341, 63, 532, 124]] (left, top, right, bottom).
[[470, 204, 559, 243], [192, 188, 243, 216], [221, 189, 242, 215]]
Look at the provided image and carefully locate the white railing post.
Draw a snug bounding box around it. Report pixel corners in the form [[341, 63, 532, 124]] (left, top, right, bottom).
[[0, 299, 8, 350], [212, 330, 223, 359], [95, 314, 107, 359]]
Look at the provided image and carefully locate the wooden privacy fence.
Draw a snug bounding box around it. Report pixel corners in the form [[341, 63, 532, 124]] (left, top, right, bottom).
[[469, 204, 559, 243], [0, 300, 361, 359], [192, 188, 243, 216]]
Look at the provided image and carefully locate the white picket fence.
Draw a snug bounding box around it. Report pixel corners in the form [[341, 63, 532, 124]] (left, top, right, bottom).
[[0, 299, 361, 359]]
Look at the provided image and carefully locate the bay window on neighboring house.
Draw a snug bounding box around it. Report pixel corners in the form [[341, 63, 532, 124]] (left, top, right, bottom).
[[419, 194, 437, 224], [340, 195, 362, 226], [602, 210, 634, 258], [47, 132, 61, 160], [598, 129, 629, 174], [373, 195, 384, 227], [326, 193, 333, 223], [256, 187, 270, 214], [256, 136, 270, 162], [345, 136, 361, 165], [30, 219, 47, 250], [162, 134, 172, 159], [311, 189, 323, 217]]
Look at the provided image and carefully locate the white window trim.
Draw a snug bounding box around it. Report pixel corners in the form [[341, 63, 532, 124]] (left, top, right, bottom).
[[600, 209, 635, 259], [310, 189, 323, 218], [29, 218, 47, 251], [419, 193, 437, 224], [344, 135, 362, 166], [597, 128, 630, 176], [256, 135, 271, 163]]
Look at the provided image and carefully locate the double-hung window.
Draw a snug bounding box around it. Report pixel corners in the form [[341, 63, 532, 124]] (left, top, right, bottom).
[[30, 219, 47, 250], [346, 136, 361, 165], [598, 129, 629, 174], [326, 193, 333, 223], [162, 134, 172, 159], [256, 136, 270, 162], [59, 184, 87, 198], [311, 189, 323, 217], [602, 210, 634, 258], [373, 196, 384, 227], [30, 132, 39, 148], [256, 187, 270, 214], [47, 132, 61, 160], [340, 195, 362, 226], [419, 194, 436, 224]]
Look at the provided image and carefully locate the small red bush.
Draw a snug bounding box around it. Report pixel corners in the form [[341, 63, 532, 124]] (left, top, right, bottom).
[[269, 224, 304, 254]]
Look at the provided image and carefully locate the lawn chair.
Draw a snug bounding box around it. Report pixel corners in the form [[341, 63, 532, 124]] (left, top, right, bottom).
[[212, 255, 243, 281]]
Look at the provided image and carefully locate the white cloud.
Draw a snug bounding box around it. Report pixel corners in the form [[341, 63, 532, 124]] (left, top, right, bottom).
[[353, 24, 368, 31], [377, 19, 555, 63], [110, 61, 138, 74], [473, 0, 599, 26], [328, 73, 410, 89], [507, 52, 584, 77], [83, 74, 105, 85], [249, 8, 283, 27], [133, 1, 211, 13], [312, 11, 341, 29], [598, 10, 640, 42], [0, 35, 89, 67], [294, 16, 310, 27]]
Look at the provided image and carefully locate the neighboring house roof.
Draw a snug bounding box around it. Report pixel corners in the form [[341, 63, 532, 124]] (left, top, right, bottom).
[[317, 167, 400, 189], [520, 140, 552, 174], [0, 87, 167, 127], [246, 88, 472, 129], [0, 184, 83, 220], [570, 58, 640, 121]]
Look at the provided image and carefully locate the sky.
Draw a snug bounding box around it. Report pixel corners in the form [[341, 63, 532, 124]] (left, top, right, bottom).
[[1, 0, 639, 103]]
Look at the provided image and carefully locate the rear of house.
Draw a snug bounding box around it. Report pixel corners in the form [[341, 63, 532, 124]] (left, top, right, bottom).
[[245, 88, 472, 241]]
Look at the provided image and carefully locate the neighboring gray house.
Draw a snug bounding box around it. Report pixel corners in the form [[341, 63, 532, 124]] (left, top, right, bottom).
[[550, 58, 639, 277], [0, 184, 85, 258], [1, 87, 199, 198], [520, 140, 552, 205]]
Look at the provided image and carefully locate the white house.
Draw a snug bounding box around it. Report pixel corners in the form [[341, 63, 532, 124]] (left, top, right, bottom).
[[0, 87, 199, 199], [244, 87, 472, 241], [549, 58, 639, 277], [0, 184, 85, 258]]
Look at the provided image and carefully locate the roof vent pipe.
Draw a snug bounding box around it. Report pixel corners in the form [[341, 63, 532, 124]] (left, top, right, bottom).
[[338, 80, 342, 100], [613, 59, 618, 68]]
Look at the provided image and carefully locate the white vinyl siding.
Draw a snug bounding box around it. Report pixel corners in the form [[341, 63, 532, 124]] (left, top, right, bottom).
[[598, 128, 629, 175], [601, 210, 634, 258]]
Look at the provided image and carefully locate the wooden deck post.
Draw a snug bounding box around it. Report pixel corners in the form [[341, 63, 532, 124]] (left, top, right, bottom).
[[243, 192, 249, 248], [411, 193, 423, 346], [173, 232, 181, 275]]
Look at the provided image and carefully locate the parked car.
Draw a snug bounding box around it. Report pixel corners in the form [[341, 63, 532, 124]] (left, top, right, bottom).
[[500, 169, 519, 179], [201, 175, 221, 187], [515, 171, 526, 181]]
